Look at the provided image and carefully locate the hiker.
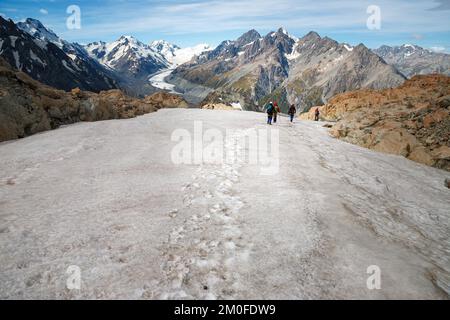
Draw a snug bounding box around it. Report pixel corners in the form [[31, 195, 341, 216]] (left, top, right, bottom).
[[288, 104, 297, 122], [315, 108, 320, 121], [273, 102, 281, 123], [266, 101, 275, 125]]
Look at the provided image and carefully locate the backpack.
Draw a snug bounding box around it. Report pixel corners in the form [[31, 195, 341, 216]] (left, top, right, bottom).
[[267, 104, 274, 114]]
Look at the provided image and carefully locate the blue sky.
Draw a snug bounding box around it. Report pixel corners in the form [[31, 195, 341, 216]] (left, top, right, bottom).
[[1, 0, 449, 51]]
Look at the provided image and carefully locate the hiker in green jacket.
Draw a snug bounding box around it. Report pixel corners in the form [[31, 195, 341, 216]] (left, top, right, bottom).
[[266, 102, 275, 125]]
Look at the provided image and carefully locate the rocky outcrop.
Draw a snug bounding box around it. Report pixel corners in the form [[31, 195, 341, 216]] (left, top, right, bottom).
[[301, 75, 450, 171], [143, 92, 188, 109], [0, 58, 188, 142], [201, 103, 237, 110]]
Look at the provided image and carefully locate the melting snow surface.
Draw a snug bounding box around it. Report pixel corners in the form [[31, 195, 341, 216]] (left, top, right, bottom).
[[0, 109, 448, 299]]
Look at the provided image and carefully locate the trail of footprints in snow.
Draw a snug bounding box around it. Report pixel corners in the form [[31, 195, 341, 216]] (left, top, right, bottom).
[[149, 131, 251, 300]]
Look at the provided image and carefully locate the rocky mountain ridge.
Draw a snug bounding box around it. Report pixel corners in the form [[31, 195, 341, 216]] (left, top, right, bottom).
[[373, 44, 450, 78], [0, 17, 118, 92], [168, 28, 406, 112]]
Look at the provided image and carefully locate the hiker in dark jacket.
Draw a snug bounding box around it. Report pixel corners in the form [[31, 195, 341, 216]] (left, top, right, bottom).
[[315, 108, 320, 121], [266, 102, 274, 125], [288, 104, 297, 122], [273, 102, 281, 124]]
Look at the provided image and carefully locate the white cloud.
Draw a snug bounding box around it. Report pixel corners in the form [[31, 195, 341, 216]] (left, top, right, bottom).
[[54, 0, 450, 45], [430, 46, 446, 52], [39, 9, 48, 15]]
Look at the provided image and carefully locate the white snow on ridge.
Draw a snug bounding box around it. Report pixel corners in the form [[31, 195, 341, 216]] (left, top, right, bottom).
[[18, 18, 65, 49], [166, 43, 212, 66], [343, 44, 353, 52], [231, 102, 243, 110], [9, 36, 18, 48], [67, 53, 77, 61], [32, 38, 47, 50], [281, 27, 299, 42], [84, 36, 169, 69], [62, 60, 75, 73], [12, 50, 21, 70], [286, 41, 300, 60], [29, 49, 46, 67]]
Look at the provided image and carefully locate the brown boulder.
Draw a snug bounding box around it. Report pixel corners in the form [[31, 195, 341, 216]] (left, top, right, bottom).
[[408, 146, 435, 166], [423, 108, 448, 128], [372, 129, 419, 158], [201, 103, 236, 110], [432, 146, 450, 160], [144, 92, 189, 109]]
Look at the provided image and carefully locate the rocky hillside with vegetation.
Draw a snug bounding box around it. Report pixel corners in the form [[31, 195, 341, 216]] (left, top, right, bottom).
[[0, 58, 188, 142], [301, 75, 450, 171]]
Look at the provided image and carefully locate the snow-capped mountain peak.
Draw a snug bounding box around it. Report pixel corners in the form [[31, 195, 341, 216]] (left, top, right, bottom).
[[278, 27, 299, 42], [170, 43, 212, 66], [373, 44, 450, 77], [17, 18, 65, 48], [0, 16, 117, 92], [150, 40, 212, 66], [85, 35, 169, 69], [150, 40, 180, 56]]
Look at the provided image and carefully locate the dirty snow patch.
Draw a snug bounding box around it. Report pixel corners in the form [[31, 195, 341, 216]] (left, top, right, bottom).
[[29, 49, 46, 67], [286, 42, 300, 60], [12, 50, 21, 70], [231, 102, 243, 110], [62, 60, 75, 73], [9, 36, 18, 48]]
